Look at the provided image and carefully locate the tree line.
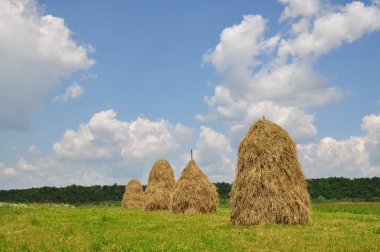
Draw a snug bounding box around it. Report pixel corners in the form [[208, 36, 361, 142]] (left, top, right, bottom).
[[0, 177, 379, 204], [307, 177, 380, 202]]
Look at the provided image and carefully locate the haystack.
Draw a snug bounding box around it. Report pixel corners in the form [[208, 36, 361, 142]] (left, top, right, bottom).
[[171, 160, 218, 214], [144, 159, 175, 210], [230, 118, 311, 225], [121, 179, 145, 209]]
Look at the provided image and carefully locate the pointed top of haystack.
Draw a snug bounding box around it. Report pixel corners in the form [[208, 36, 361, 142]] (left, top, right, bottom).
[[230, 118, 310, 225], [171, 159, 218, 214], [147, 159, 175, 185], [243, 118, 293, 144], [121, 178, 144, 209], [179, 160, 204, 179], [126, 178, 142, 188], [237, 118, 299, 175]]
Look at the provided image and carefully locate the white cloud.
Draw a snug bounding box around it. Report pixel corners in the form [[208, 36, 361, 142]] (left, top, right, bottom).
[[203, 15, 279, 98], [17, 157, 39, 171], [200, 0, 380, 146], [248, 62, 342, 107], [0, 163, 17, 176], [279, 0, 320, 20], [28, 145, 40, 154], [53, 82, 84, 102], [200, 13, 338, 144], [361, 114, 380, 166], [244, 101, 317, 143], [0, 156, 118, 189], [299, 113, 380, 178], [192, 126, 234, 182], [0, 0, 94, 131], [2, 0, 380, 189], [31, 157, 115, 187], [362, 114, 380, 138], [198, 0, 380, 179], [121, 118, 192, 161], [0, 109, 194, 189], [53, 109, 193, 162], [279, 2, 380, 59], [1, 112, 379, 189], [198, 91, 317, 144], [299, 137, 369, 177]]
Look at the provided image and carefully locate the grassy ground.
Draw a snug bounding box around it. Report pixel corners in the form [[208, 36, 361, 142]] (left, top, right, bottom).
[[0, 202, 379, 251]]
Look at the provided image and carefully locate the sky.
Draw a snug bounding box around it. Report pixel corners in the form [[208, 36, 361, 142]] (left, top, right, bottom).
[[0, 0, 380, 189]]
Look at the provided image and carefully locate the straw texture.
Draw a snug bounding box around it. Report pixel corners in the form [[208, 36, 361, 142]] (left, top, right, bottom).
[[121, 179, 145, 209], [172, 160, 218, 214], [230, 119, 311, 225], [144, 159, 175, 210]]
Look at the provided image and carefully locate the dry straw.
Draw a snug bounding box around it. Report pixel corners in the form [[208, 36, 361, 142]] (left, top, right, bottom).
[[172, 160, 218, 214], [121, 178, 145, 209], [230, 118, 311, 225], [144, 159, 175, 210]]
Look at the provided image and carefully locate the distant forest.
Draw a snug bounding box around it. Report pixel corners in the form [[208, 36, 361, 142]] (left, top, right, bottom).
[[0, 177, 379, 204]]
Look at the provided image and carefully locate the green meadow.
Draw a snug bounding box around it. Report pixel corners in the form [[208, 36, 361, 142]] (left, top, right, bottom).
[[0, 202, 379, 251]]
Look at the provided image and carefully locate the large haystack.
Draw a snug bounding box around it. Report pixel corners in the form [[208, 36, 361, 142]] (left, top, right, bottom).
[[144, 159, 175, 210], [121, 179, 145, 209], [230, 118, 311, 225], [171, 160, 218, 214]]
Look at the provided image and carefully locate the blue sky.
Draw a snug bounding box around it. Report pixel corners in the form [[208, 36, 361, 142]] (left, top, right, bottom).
[[0, 0, 379, 189]]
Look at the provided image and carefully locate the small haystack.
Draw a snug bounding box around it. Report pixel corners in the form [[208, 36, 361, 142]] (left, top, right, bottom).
[[121, 179, 145, 209], [230, 118, 311, 225], [144, 159, 175, 210], [171, 160, 218, 214]]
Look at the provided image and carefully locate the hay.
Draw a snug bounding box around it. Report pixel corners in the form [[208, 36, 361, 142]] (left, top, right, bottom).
[[171, 160, 218, 214], [121, 179, 145, 209], [144, 159, 175, 210], [230, 118, 311, 225]]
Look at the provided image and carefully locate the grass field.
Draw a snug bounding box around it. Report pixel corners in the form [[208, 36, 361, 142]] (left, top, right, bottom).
[[0, 202, 379, 251]]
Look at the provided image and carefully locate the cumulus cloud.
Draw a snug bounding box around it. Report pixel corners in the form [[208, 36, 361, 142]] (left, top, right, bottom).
[[0, 0, 94, 131], [200, 0, 380, 146], [192, 126, 234, 182], [0, 163, 17, 176], [17, 157, 39, 171], [53, 109, 193, 162], [198, 0, 380, 179], [53, 82, 85, 102], [1, 111, 379, 189], [362, 113, 380, 138], [0, 109, 194, 189], [248, 62, 342, 107], [279, 0, 320, 20], [279, 2, 380, 59], [203, 15, 280, 99], [299, 113, 380, 178], [200, 15, 332, 144], [238, 101, 317, 143], [0, 156, 118, 189], [28, 145, 40, 154], [361, 114, 380, 166]]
